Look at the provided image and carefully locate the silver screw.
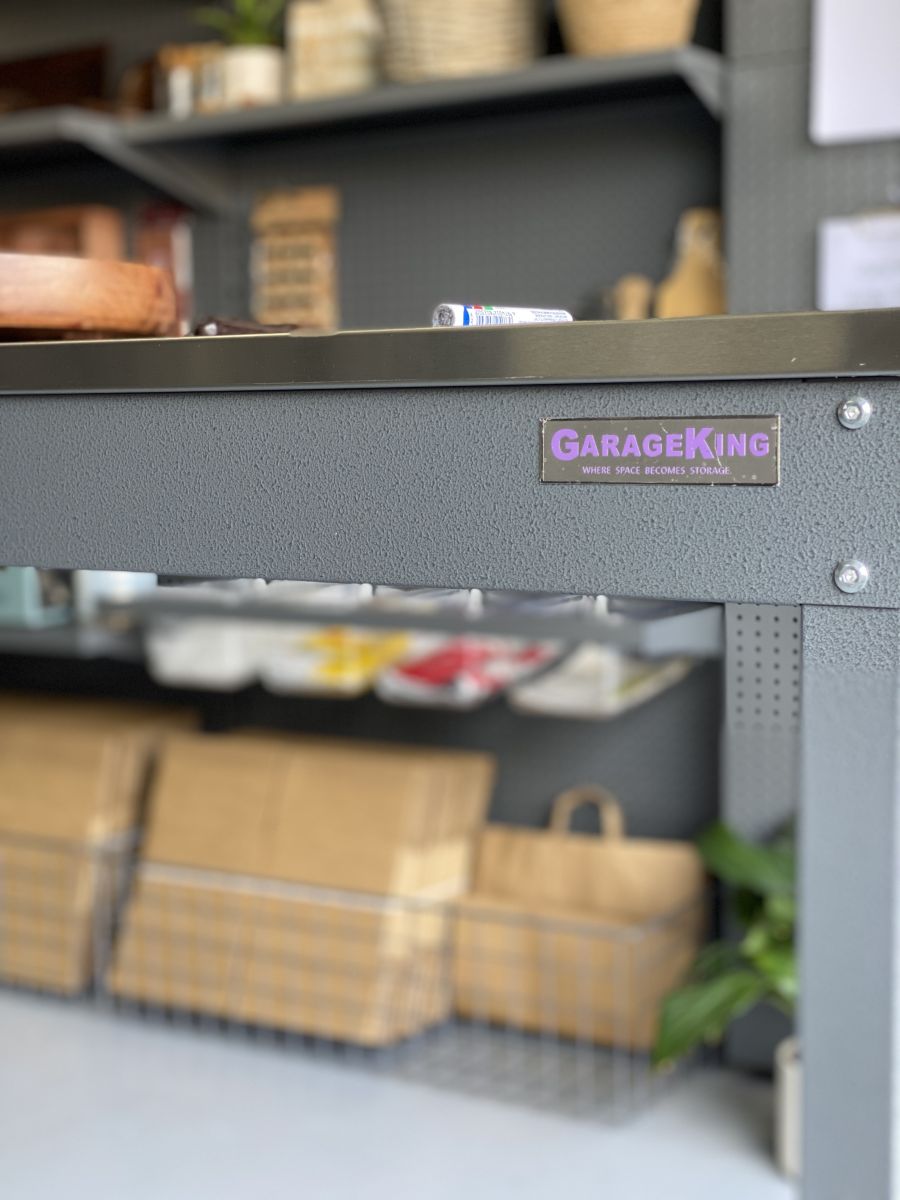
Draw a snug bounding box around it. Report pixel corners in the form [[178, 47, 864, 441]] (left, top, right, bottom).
[[834, 560, 870, 594], [837, 396, 873, 429]]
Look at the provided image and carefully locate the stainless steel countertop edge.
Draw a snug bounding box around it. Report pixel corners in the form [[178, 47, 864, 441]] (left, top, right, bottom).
[[0, 309, 897, 394]]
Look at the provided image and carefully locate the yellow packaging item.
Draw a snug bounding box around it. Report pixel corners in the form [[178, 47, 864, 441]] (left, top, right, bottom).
[[259, 625, 412, 697], [453, 786, 705, 1050]]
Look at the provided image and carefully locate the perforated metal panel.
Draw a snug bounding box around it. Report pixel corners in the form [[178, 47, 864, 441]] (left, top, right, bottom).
[[723, 604, 801, 842], [725, 603, 801, 737], [721, 602, 801, 1069]]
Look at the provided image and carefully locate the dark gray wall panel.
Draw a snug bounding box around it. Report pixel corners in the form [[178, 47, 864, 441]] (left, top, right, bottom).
[[242, 664, 721, 837], [0, 654, 721, 841], [726, 0, 900, 315], [727, 0, 811, 59], [231, 96, 719, 329], [728, 57, 900, 314]]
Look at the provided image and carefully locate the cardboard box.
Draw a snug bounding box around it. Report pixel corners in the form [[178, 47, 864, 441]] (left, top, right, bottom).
[[0, 696, 195, 842], [143, 733, 495, 896]]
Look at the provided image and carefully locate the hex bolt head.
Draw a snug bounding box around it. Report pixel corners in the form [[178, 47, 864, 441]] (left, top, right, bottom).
[[834, 559, 870, 594], [837, 396, 873, 429]]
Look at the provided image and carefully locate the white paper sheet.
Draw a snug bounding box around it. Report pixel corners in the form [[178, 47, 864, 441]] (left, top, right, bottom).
[[812, 0, 900, 144], [818, 211, 900, 311]]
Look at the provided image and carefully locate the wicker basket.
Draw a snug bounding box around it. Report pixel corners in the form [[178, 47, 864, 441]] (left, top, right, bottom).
[[557, 0, 700, 57], [380, 0, 542, 84]]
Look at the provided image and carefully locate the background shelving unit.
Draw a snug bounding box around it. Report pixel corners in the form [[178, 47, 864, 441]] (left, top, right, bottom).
[[2, 1, 892, 318], [0, 3, 724, 323], [0, 47, 724, 223]]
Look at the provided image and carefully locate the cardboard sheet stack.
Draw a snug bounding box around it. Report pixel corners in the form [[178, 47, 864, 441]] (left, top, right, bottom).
[[108, 733, 495, 1045], [0, 696, 195, 994]]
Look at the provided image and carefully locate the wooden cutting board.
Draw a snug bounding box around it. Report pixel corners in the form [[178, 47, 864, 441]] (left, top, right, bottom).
[[0, 252, 178, 338]]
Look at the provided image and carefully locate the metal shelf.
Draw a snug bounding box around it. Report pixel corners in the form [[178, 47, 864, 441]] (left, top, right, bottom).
[[102, 591, 724, 658], [0, 48, 724, 213], [124, 47, 725, 146], [0, 625, 140, 662]]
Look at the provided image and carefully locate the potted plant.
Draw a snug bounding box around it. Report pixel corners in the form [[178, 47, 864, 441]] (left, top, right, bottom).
[[653, 822, 800, 1178], [196, 0, 286, 109]]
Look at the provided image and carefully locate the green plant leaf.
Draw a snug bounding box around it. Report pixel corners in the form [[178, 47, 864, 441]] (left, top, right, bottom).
[[732, 887, 765, 928], [258, 0, 286, 21], [653, 970, 768, 1067], [195, 0, 283, 44], [752, 946, 798, 1010], [689, 940, 742, 981], [195, 5, 236, 34], [740, 922, 772, 960], [764, 892, 797, 931], [698, 822, 795, 896]]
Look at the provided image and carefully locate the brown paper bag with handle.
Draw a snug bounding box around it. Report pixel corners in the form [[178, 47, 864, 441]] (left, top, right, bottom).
[[454, 785, 705, 1049]]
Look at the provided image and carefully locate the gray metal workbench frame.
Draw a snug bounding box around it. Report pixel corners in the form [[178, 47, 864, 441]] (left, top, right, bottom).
[[1, 311, 898, 1199]]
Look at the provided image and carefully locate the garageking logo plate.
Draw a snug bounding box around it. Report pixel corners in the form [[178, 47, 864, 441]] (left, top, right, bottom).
[[541, 417, 780, 486]]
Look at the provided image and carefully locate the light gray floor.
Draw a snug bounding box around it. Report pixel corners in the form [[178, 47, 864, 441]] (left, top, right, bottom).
[[0, 990, 794, 1200]]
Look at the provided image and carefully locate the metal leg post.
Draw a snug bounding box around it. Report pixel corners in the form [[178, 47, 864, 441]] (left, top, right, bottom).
[[801, 605, 900, 1199]]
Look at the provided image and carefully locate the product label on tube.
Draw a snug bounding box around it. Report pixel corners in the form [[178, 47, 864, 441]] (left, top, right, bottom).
[[541, 417, 780, 486]]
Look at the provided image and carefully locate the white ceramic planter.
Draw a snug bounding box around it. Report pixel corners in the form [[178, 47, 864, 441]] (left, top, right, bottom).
[[220, 45, 284, 109], [775, 1036, 802, 1179]]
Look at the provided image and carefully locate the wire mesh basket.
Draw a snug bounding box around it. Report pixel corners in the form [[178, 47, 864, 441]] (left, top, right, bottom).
[[0, 830, 132, 997], [96, 862, 703, 1121]]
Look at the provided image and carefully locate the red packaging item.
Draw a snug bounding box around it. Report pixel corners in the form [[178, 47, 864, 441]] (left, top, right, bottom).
[[376, 637, 559, 710]]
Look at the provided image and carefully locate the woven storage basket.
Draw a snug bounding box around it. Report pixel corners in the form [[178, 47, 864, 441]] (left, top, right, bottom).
[[381, 0, 541, 83], [557, 0, 700, 57]]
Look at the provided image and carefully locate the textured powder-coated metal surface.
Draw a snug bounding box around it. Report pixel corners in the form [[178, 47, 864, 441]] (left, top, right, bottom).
[[800, 605, 900, 1200], [0, 377, 897, 606]]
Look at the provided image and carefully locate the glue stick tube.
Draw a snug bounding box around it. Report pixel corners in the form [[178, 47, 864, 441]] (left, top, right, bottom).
[[433, 304, 574, 328]]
